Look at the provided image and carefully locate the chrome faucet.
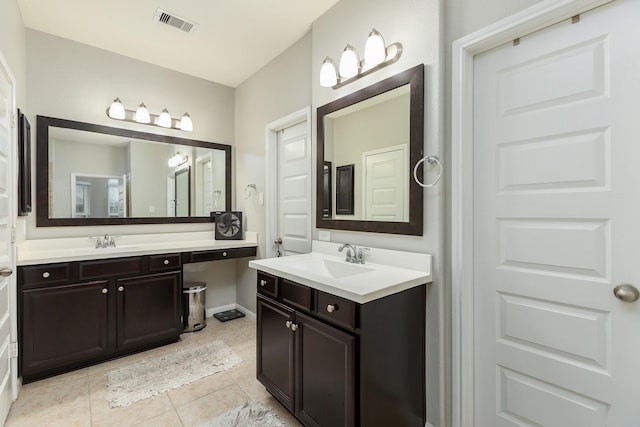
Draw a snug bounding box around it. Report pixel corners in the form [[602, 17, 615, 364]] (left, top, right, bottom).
[[338, 243, 357, 263], [91, 234, 117, 248]]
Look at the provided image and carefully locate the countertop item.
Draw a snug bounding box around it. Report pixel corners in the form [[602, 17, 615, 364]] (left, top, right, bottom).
[[249, 240, 431, 303], [17, 231, 258, 265]]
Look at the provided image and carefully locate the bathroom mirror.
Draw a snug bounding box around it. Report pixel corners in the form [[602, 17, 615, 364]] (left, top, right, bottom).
[[36, 116, 231, 226], [316, 64, 424, 235]]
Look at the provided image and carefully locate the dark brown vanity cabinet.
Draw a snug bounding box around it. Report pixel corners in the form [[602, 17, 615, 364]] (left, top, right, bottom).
[[19, 256, 182, 382], [256, 271, 425, 427]]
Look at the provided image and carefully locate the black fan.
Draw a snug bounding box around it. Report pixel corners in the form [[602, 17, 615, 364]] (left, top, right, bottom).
[[215, 211, 242, 240]]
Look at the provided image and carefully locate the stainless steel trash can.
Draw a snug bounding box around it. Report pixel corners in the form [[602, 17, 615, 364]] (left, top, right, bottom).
[[182, 282, 206, 332]]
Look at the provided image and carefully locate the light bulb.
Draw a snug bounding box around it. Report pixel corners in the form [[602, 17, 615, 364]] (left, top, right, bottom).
[[180, 112, 193, 132], [157, 108, 172, 128], [319, 57, 338, 87], [108, 98, 125, 120], [364, 29, 386, 68], [339, 45, 360, 79], [135, 102, 150, 124]]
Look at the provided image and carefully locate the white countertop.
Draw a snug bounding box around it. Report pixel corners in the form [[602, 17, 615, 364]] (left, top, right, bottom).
[[249, 241, 432, 304], [17, 231, 258, 265]]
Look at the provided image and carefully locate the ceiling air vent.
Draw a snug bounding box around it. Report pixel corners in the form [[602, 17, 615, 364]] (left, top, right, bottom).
[[154, 8, 198, 33]]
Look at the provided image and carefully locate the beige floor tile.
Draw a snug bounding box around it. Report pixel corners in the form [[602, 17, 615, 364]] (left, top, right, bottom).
[[236, 376, 271, 401], [166, 371, 235, 408], [6, 375, 91, 427], [132, 409, 184, 427], [175, 383, 249, 427]]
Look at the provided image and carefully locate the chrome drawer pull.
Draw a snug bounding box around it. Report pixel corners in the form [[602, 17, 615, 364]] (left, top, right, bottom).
[[285, 320, 292, 329], [222, 252, 227, 257], [101, 288, 108, 294], [42, 271, 50, 279], [118, 286, 124, 292], [290, 323, 298, 332], [327, 304, 336, 313], [260, 280, 267, 287], [163, 259, 169, 265]]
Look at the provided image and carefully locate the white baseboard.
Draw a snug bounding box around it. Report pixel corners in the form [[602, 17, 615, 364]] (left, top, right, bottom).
[[205, 303, 256, 320]]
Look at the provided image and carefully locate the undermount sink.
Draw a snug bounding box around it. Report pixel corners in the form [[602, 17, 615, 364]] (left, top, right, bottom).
[[291, 258, 373, 279]]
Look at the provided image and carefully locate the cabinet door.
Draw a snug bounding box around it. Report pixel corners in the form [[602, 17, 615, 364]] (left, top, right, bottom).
[[116, 271, 181, 351], [295, 311, 355, 427], [257, 295, 294, 411], [21, 281, 109, 380]]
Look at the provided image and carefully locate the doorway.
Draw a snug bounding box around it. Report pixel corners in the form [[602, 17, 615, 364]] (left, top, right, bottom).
[[265, 107, 312, 258]]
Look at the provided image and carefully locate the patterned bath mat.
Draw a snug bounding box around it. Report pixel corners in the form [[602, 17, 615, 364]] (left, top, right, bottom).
[[198, 400, 286, 427], [106, 340, 241, 407]]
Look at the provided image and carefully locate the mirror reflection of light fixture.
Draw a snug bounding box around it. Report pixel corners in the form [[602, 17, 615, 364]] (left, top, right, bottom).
[[168, 152, 188, 167], [106, 98, 193, 132], [319, 28, 403, 89]]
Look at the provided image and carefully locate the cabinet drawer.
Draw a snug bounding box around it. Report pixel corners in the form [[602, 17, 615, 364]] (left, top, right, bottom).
[[20, 263, 71, 288], [315, 291, 357, 331], [79, 257, 143, 280], [257, 272, 277, 298], [189, 246, 257, 263], [149, 254, 181, 272], [280, 279, 312, 312]]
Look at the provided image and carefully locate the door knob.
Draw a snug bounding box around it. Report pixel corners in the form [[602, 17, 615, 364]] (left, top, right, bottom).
[[274, 238, 283, 245], [0, 268, 13, 277], [613, 284, 640, 302]]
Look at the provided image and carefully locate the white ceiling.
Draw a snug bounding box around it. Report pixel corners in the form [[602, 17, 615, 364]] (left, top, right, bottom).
[[17, 0, 340, 87]]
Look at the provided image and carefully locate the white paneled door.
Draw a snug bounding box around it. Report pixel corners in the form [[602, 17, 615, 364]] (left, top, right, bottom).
[[363, 145, 407, 221], [277, 121, 312, 256], [474, 1, 640, 425], [0, 52, 16, 424]]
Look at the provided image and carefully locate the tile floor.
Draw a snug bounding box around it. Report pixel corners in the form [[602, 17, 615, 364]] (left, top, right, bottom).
[[5, 316, 303, 427]]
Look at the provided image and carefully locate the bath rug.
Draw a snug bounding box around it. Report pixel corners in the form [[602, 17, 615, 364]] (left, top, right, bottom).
[[106, 340, 241, 407], [198, 400, 286, 427]]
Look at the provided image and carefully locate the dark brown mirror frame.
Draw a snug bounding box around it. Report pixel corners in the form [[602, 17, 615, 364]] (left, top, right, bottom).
[[316, 64, 424, 235], [36, 115, 232, 227]]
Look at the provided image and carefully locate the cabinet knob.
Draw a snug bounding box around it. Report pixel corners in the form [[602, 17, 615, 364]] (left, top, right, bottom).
[[285, 320, 292, 329], [222, 252, 227, 257], [118, 286, 124, 292], [163, 259, 169, 265], [42, 271, 50, 279], [0, 268, 12, 277], [101, 288, 108, 294], [260, 280, 267, 287], [290, 323, 298, 332], [327, 304, 336, 313]]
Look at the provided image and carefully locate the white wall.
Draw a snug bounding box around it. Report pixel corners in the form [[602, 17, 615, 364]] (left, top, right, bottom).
[[233, 33, 313, 313]]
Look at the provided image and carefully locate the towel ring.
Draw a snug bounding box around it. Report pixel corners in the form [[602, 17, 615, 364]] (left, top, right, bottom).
[[413, 155, 442, 188]]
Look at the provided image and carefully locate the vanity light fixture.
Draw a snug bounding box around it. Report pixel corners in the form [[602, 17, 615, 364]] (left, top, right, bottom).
[[319, 28, 403, 89], [157, 108, 172, 128], [168, 152, 188, 167], [135, 103, 151, 124], [106, 98, 193, 132]]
